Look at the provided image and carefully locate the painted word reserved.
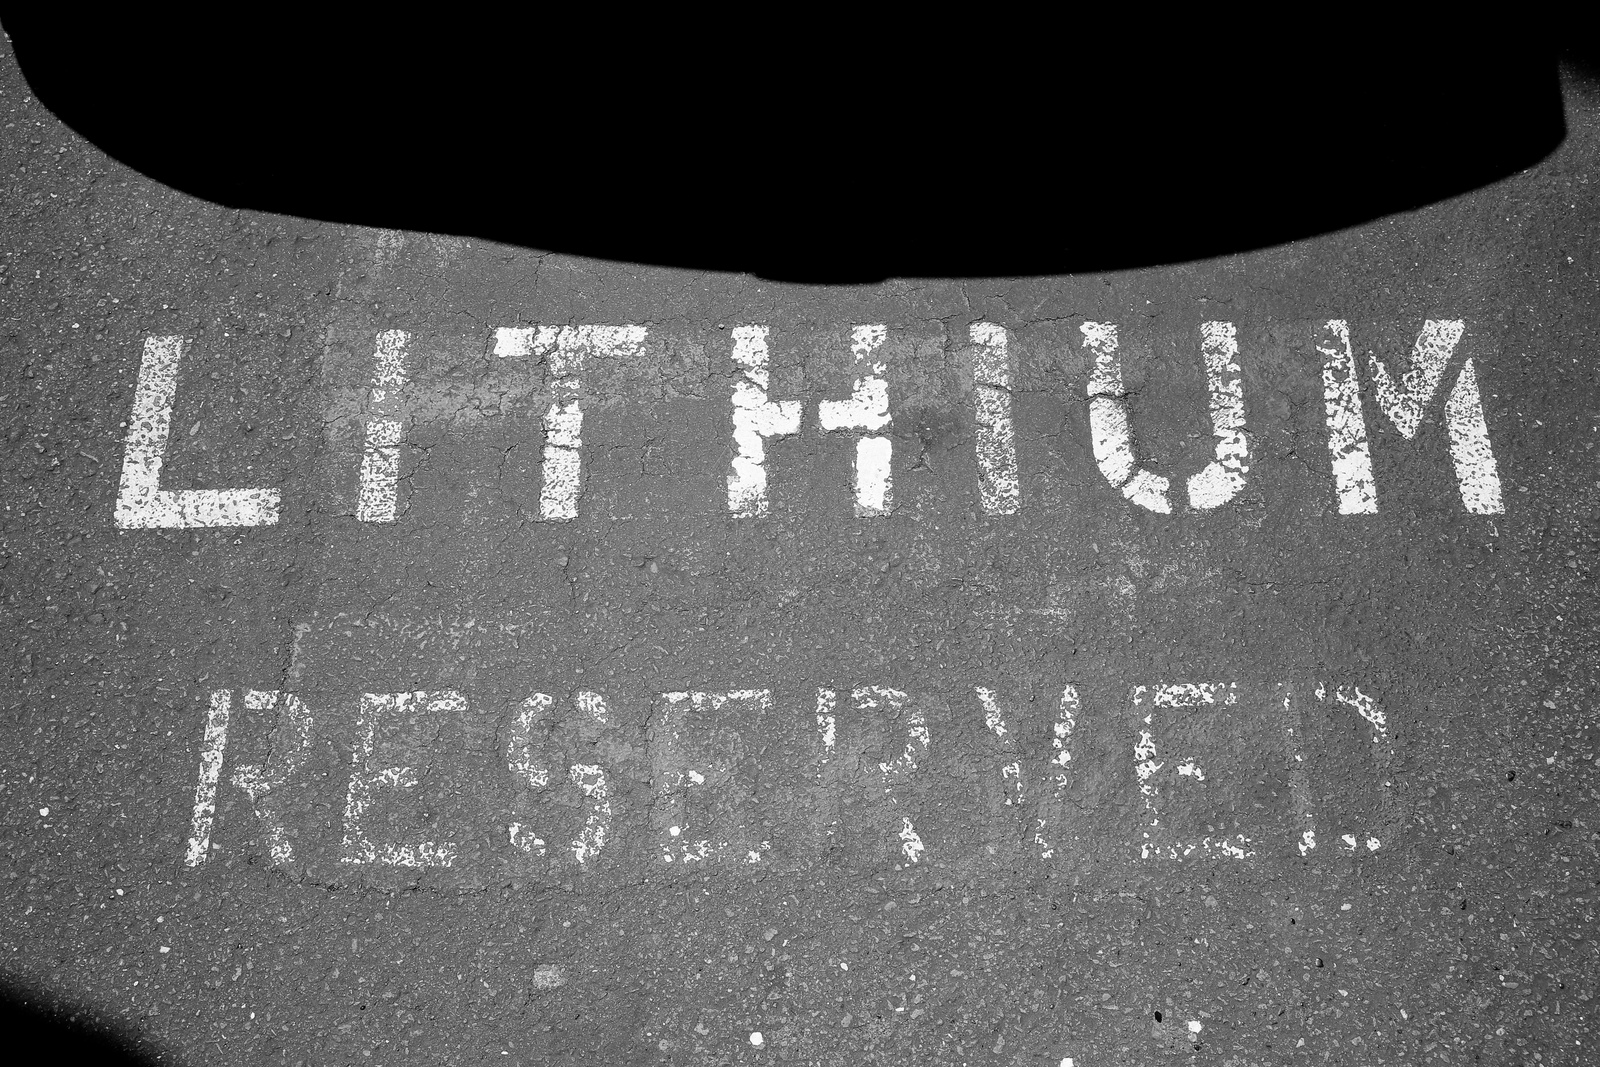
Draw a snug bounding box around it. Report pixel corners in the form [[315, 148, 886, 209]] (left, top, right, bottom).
[[184, 680, 1395, 877]]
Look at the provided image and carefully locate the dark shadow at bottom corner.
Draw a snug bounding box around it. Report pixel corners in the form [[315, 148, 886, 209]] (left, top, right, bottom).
[[1, 977, 172, 1066]]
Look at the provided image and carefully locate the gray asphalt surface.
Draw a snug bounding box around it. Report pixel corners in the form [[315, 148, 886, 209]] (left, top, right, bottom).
[[2, 36, 1598, 1067]]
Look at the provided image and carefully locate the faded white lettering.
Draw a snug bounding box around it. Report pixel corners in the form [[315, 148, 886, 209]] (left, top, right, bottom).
[[728, 326, 802, 517], [341, 691, 464, 867], [819, 326, 892, 516], [116, 337, 281, 529], [970, 323, 1020, 515]]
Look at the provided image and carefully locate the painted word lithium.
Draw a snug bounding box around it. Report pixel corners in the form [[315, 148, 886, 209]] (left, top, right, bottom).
[[116, 320, 1504, 530]]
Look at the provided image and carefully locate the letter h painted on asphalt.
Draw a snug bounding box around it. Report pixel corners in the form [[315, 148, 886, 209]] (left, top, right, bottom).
[[729, 324, 1022, 519], [725, 324, 895, 518]]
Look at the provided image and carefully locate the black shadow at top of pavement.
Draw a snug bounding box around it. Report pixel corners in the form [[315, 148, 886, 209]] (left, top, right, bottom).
[[3, 15, 1581, 282], [0, 979, 166, 1065]]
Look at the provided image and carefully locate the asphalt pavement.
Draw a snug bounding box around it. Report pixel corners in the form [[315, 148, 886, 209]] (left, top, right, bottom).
[[2, 36, 1598, 1067]]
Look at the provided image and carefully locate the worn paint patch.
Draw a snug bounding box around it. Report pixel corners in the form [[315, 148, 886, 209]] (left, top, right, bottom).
[[356, 329, 409, 523], [969, 322, 1020, 515], [341, 692, 465, 868]]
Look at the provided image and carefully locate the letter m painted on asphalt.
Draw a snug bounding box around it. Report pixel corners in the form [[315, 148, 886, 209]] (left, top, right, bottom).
[[1317, 320, 1504, 515]]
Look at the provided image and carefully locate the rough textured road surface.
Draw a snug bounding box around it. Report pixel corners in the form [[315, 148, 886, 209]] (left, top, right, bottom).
[[3, 38, 1599, 1067]]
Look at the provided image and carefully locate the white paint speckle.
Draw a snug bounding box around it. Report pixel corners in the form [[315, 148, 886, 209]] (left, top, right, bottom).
[[816, 688, 837, 761], [975, 687, 1025, 815], [749, 1031, 764, 1047], [977, 687, 1009, 738], [531, 964, 567, 990], [569, 761, 611, 864], [1187, 1020, 1203, 1034], [867, 688, 925, 777], [898, 815, 925, 865], [1054, 687, 1078, 768], [38, 807, 48, 817], [1334, 685, 1386, 739]]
